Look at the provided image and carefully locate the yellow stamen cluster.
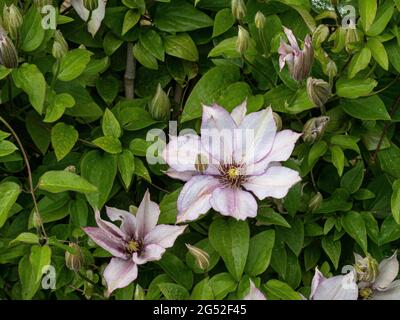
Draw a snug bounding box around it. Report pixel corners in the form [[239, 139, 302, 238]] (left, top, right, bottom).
[[359, 287, 373, 300], [127, 240, 139, 253]]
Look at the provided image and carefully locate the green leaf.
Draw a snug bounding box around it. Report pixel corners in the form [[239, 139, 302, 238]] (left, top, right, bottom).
[[341, 96, 391, 120], [19, 255, 40, 300], [134, 157, 151, 182], [30, 245, 52, 283], [244, 230, 275, 276], [330, 135, 360, 153], [391, 179, 400, 224], [122, 9, 140, 35], [366, 38, 389, 70], [81, 150, 118, 209], [359, 0, 377, 32], [139, 29, 165, 61], [158, 283, 190, 300], [331, 145, 345, 176], [321, 236, 341, 269], [133, 42, 158, 70], [96, 76, 119, 106], [38, 170, 98, 194], [336, 78, 378, 99], [58, 49, 92, 82], [20, 7, 45, 52], [264, 280, 302, 300], [208, 273, 237, 300], [182, 65, 240, 122], [154, 0, 213, 32], [191, 279, 214, 300], [209, 218, 250, 281], [386, 40, 400, 73], [12, 64, 46, 114], [118, 150, 135, 190], [0, 66, 12, 80], [158, 253, 193, 290], [51, 122, 79, 161], [93, 136, 122, 154], [212, 8, 235, 37], [348, 48, 371, 79], [340, 162, 364, 194], [0, 140, 17, 157], [341, 211, 368, 254], [366, 0, 395, 37], [102, 109, 122, 138], [277, 218, 304, 256], [10, 233, 39, 246], [164, 33, 199, 62], [0, 181, 21, 228]]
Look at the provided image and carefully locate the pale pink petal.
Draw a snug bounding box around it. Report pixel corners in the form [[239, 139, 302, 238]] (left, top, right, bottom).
[[135, 190, 160, 239], [312, 271, 358, 300], [210, 187, 257, 220], [177, 175, 221, 223], [103, 257, 138, 294], [283, 27, 300, 50], [94, 210, 127, 240], [132, 244, 165, 265], [310, 268, 327, 299], [106, 207, 136, 237], [83, 227, 127, 259], [144, 224, 187, 248], [374, 252, 399, 291], [243, 280, 267, 300], [230, 100, 247, 126], [243, 166, 301, 200], [373, 280, 400, 300], [71, 0, 106, 37], [165, 169, 196, 181]]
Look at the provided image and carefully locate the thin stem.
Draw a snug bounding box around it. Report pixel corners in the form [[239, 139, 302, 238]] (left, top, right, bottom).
[[367, 75, 400, 97], [124, 43, 136, 99], [77, 271, 98, 287]]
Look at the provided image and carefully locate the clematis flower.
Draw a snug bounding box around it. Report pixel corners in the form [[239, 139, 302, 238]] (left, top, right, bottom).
[[310, 268, 358, 300], [71, 0, 106, 37], [163, 101, 301, 222], [278, 27, 314, 81], [243, 280, 267, 300], [356, 252, 400, 300], [83, 191, 187, 294]]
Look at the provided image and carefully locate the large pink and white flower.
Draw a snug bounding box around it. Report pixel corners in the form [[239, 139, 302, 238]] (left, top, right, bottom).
[[83, 191, 187, 294], [163, 101, 301, 223]]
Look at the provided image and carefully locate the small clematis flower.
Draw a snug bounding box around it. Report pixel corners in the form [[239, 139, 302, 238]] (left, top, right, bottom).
[[356, 252, 400, 300], [71, 0, 106, 37], [278, 27, 314, 81], [243, 280, 267, 300], [310, 268, 358, 300], [83, 191, 187, 294], [163, 101, 301, 222]]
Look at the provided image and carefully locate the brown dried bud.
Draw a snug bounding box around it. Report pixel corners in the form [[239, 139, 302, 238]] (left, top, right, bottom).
[[65, 243, 84, 272], [0, 28, 18, 69], [302, 116, 330, 144], [306, 77, 331, 108], [309, 192, 323, 210], [186, 243, 210, 271]]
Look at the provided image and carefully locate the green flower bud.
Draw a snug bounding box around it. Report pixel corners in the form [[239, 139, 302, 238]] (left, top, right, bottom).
[[65, 243, 84, 272], [0, 28, 18, 69], [236, 26, 249, 55], [186, 243, 210, 271], [309, 192, 323, 210], [52, 30, 69, 59], [231, 0, 246, 21], [325, 60, 337, 80], [312, 24, 330, 48], [254, 11, 266, 30], [3, 4, 23, 41], [354, 254, 379, 283], [302, 116, 330, 144], [306, 77, 331, 108], [272, 112, 282, 131], [83, 0, 99, 12], [149, 84, 171, 121], [345, 28, 360, 53], [134, 284, 146, 300]]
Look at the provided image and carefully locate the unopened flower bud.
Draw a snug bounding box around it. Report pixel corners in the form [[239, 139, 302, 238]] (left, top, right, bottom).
[[307, 77, 331, 108], [302, 116, 330, 143], [309, 192, 322, 210], [64, 165, 76, 173], [52, 30, 69, 60], [134, 284, 146, 300], [0, 28, 18, 68], [325, 60, 337, 79], [83, 0, 99, 11], [255, 11, 266, 30], [236, 26, 249, 55], [3, 4, 23, 41], [65, 243, 84, 272], [231, 0, 246, 20], [345, 28, 360, 53], [272, 112, 282, 131], [186, 243, 210, 271], [354, 254, 379, 283], [149, 84, 171, 121], [312, 24, 329, 48]]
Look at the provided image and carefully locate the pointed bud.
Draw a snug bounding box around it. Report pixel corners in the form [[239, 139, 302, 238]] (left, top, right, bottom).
[[149, 84, 171, 121], [309, 192, 323, 210], [231, 0, 246, 20], [307, 77, 331, 108], [354, 254, 379, 283], [134, 284, 146, 300], [0, 28, 18, 69], [272, 112, 282, 131], [52, 30, 69, 60], [3, 4, 23, 41], [255, 11, 266, 30], [83, 0, 99, 11], [302, 116, 330, 144], [236, 26, 250, 55], [65, 243, 84, 272], [345, 28, 360, 53], [312, 24, 329, 48], [325, 60, 337, 80], [186, 243, 210, 271]]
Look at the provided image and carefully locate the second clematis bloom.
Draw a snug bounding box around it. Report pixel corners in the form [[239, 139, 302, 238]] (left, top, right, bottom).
[[83, 191, 187, 295], [163, 101, 301, 222], [279, 27, 314, 81]]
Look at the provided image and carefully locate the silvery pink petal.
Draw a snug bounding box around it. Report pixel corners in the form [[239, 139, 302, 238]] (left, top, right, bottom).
[[310, 268, 327, 299], [201, 104, 237, 164], [132, 244, 165, 265], [103, 257, 138, 294], [278, 42, 294, 70], [373, 280, 400, 300], [83, 227, 127, 259], [302, 35, 314, 77], [374, 252, 399, 291], [243, 280, 267, 300], [135, 190, 160, 239], [283, 27, 300, 50], [177, 175, 221, 223], [106, 206, 136, 237], [230, 100, 247, 126], [71, 0, 106, 37], [94, 209, 127, 240], [243, 166, 301, 200], [163, 134, 204, 172], [144, 224, 187, 248], [165, 169, 196, 181], [247, 130, 301, 175], [235, 107, 276, 164], [312, 271, 358, 300], [210, 187, 257, 220]]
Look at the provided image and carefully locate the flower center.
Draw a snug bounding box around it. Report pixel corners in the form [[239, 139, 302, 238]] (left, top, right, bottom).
[[126, 240, 140, 253], [227, 167, 240, 179], [219, 163, 246, 188], [359, 287, 373, 300]]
